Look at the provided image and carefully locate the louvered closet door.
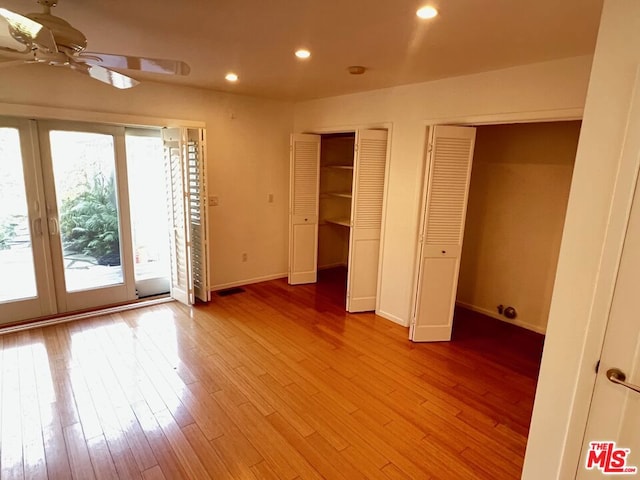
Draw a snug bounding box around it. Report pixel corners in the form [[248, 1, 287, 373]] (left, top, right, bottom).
[[347, 129, 388, 312], [411, 125, 476, 342], [163, 128, 193, 305], [288, 134, 320, 285]]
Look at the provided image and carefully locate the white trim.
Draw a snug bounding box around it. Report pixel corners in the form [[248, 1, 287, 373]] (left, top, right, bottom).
[[0, 102, 206, 129], [0, 297, 174, 336], [211, 273, 287, 292], [422, 108, 583, 127], [376, 309, 409, 327], [455, 301, 547, 335], [302, 121, 393, 135]]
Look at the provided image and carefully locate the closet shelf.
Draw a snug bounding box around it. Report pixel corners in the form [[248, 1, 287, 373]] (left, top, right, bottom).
[[322, 165, 354, 170], [320, 192, 353, 199], [326, 218, 351, 227]]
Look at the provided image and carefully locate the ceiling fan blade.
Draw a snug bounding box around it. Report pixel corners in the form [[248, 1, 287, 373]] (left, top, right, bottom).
[[0, 8, 57, 53], [80, 52, 190, 76], [87, 64, 139, 89], [70, 61, 139, 89]]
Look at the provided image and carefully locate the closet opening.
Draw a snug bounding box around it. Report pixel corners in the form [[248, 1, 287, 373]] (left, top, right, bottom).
[[413, 120, 581, 344], [451, 120, 582, 361], [317, 132, 355, 308], [289, 128, 389, 313]]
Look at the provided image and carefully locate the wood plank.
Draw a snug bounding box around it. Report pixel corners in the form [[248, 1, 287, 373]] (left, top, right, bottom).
[[63, 423, 96, 480], [0, 272, 542, 480]]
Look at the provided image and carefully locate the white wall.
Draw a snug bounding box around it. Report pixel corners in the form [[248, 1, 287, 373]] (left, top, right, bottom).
[[0, 64, 294, 290], [523, 1, 640, 478], [294, 56, 592, 326], [457, 121, 580, 333]]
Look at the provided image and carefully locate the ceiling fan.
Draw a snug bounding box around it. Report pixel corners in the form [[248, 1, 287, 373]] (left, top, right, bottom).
[[0, 0, 190, 89]]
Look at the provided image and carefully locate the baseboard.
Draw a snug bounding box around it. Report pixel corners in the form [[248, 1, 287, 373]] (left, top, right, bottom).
[[318, 263, 348, 270], [210, 273, 288, 292], [376, 309, 409, 328], [455, 301, 547, 335]]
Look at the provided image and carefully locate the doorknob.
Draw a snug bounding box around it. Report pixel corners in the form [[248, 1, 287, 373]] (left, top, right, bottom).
[[606, 368, 640, 394]]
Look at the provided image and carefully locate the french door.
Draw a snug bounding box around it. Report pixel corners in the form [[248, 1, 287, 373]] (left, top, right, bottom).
[[0, 118, 56, 322], [0, 118, 136, 324]]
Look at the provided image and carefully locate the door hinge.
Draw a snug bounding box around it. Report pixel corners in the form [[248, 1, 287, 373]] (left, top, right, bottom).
[[595, 360, 600, 374], [354, 144, 359, 153], [427, 142, 434, 153]]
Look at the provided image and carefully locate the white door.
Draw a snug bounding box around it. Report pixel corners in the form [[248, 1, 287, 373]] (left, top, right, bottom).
[[0, 117, 56, 324], [576, 165, 640, 476], [186, 128, 210, 302], [410, 125, 476, 342], [38, 121, 137, 313], [347, 129, 388, 312], [288, 133, 320, 285]]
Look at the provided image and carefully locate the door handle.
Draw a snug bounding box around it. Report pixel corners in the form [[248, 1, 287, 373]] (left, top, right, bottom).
[[48, 217, 59, 235], [606, 368, 640, 394], [32, 218, 42, 236]]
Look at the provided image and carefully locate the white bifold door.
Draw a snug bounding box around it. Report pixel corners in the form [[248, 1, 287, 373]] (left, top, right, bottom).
[[162, 127, 211, 305], [410, 125, 476, 342], [288, 129, 388, 313], [288, 134, 321, 285], [347, 129, 388, 312]]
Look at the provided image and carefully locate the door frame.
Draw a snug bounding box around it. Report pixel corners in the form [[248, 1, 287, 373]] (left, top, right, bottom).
[[410, 109, 584, 339], [0, 104, 206, 323]]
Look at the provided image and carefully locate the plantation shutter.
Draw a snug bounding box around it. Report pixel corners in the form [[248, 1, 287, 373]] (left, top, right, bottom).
[[346, 129, 388, 312], [411, 125, 476, 342], [163, 127, 211, 305], [288, 133, 320, 285], [186, 128, 210, 302]]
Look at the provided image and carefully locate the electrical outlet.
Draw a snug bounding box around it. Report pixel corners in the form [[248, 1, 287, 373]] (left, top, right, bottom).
[[242, 252, 248, 262], [208, 196, 219, 207]]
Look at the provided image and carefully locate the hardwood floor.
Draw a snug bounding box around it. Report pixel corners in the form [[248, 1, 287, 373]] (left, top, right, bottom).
[[0, 271, 544, 479]]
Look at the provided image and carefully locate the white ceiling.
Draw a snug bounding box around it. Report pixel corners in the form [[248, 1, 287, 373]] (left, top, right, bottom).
[[0, 0, 604, 101]]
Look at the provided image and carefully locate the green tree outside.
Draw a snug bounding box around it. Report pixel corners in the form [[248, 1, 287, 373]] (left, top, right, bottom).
[[59, 173, 120, 264]]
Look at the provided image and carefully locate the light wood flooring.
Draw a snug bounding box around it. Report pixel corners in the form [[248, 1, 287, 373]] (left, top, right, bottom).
[[0, 270, 544, 479]]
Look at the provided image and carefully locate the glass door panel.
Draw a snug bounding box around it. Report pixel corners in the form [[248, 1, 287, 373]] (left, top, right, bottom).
[[125, 130, 170, 297], [49, 131, 124, 291], [0, 118, 56, 325], [39, 121, 136, 313], [0, 127, 38, 302]]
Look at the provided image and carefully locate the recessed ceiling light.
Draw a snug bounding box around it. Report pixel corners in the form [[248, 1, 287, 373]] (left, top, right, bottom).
[[225, 73, 238, 82], [295, 49, 311, 59], [416, 6, 438, 19]]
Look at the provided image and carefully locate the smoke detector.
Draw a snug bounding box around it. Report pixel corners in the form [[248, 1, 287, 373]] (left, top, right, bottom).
[[347, 65, 366, 75]]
